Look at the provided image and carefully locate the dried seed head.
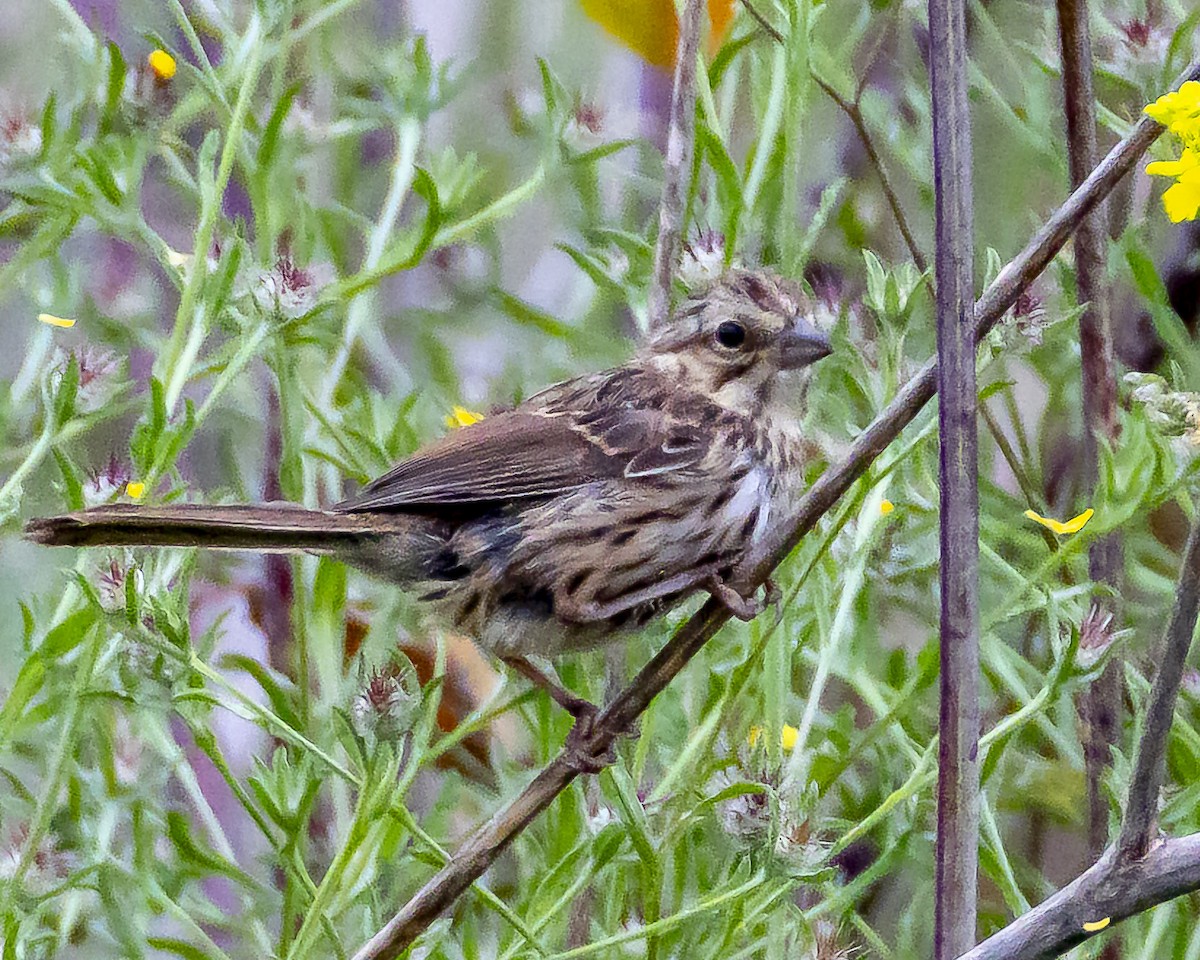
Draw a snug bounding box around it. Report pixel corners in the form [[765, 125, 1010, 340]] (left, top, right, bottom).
[[1076, 604, 1117, 670], [1120, 18, 1152, 48], [253, 256, 335, 319], [680, 230, 730, 289], [351, 661, 419, 743], [0, 111, 41, 167], [84, 455, 132, 506]]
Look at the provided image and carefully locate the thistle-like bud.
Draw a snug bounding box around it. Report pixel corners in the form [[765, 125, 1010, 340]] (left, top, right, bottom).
[[350, 660, 419, 744]]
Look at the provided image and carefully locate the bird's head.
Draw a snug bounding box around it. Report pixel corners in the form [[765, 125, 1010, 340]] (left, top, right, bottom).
[[644, 268, 833, 412]]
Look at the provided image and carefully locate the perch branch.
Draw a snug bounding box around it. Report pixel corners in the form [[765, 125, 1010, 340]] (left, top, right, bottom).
[[962, 515, 1200, 959], [350, 61, 1200, 960], [928, 0, 981, 955], [646, 0, 706, 333]]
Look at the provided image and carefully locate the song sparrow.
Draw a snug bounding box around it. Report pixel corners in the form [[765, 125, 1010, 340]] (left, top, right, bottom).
[[27, 268, 832, 767]]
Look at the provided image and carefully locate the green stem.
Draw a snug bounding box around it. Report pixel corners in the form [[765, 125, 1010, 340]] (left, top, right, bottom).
[[1, 627, 102, 913], [161, 14, 264, 416]]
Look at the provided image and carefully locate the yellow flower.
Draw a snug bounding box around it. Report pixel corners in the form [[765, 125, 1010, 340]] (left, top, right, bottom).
[[748, 724, 800, 752], [1082, 917, 1111, 933], [148, 49, 177, 81], [1162, 170, 1200, 223], [880, 499, 895, 515], [1146, 147, 1200, 179], [125, 481, 145, 499], [37, 313, 76, 328], [579, 0, 734, 68], [1024, 507, 1094, 535], [1145, 81, 1200, 131], [445, 405, 484, 429]]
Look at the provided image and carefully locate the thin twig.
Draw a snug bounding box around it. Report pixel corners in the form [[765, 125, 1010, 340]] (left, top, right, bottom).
[[646, 0, 706, 333], [963, 515, 1200, 959], [928, 0, 980, 954], [1056, 0, 1125, 870], [1118, 518, 1200, 860], [739, 0, 784, 45], [350, 62, 1200, 960], [812, 71, 928, 273]]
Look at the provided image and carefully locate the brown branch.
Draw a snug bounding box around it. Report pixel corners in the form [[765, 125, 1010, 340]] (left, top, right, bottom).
[[958, 832, 1200, 960], [1056, 0, 1125, 876], [962, 514, 1200, 959], [928, 0, 980, 955], [646, 0, 706, 333], [350, 62, 1200, 960], [1118, 517, 1200, 860]]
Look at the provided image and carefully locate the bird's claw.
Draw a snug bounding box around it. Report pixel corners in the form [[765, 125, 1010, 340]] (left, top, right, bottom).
[[708, 576, 765, 622], [562, 701, 617, 775]]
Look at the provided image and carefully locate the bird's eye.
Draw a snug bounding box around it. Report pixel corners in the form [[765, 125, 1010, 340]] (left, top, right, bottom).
[[715, 320, 746, 349]]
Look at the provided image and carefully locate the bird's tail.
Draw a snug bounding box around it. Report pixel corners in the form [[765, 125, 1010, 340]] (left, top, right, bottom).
[[24, 503, 412, 553]]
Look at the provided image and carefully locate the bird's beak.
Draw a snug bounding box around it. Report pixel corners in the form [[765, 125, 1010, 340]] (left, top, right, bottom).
[[780, 317, 833, 369]]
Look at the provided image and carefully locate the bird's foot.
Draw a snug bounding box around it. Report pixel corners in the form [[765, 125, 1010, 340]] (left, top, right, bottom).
[[707, 576, 765, 622], [562, 700, 618, 775], [763, 577, 783, 620]]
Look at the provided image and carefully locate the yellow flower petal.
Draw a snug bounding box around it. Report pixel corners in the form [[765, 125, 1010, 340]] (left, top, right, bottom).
[[1024, 508, 1094, 535], [37, 313, 76, 328], [748, 725, 764, 748], [1163, 179, 1200, 223], [125, 482, 145, 499], [445, 405, 484, 429], [1145, 81, 1200, 125], [579, 0, 735, 68], [780, 724, 799, 752], [148, 49, 177, 81], [880, 499, 895, 515], [1082, 917, 1111, 933]]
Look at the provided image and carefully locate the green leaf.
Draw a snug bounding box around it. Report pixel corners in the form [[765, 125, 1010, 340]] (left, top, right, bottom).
[[146, 938, 221, 960], [258, 83, 301, 174], [53, 352, 80, 429], [699, 122, 744, 260], [165, 811, 257, 887], [101, 41, 126, 135], [53, 448, 85, 510], [220, 653, 303, 733], [41, 607, 98, 659], [0, 656, 46, 735]]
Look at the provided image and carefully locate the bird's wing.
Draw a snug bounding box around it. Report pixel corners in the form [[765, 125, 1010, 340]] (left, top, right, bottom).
[[335, 372, 712, 512]]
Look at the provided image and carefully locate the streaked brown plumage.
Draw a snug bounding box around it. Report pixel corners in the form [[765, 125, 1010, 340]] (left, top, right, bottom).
[[26, 269, 831, 756]]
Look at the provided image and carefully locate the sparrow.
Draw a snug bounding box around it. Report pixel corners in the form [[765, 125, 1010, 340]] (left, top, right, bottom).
[[26, 268, 832, 767]]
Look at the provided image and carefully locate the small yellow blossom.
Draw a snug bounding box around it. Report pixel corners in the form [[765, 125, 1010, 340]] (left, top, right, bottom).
[[1024, 508, 1094, 536], [148, 49, 177, 81], [125, 481, 145, 499], [1146, 147, 1200, 179], [37, 313, 76, 328], [1145, 81, 1200, 137], [1161, 170, 1200, 223], [749, 724, 800, 752], [880, 499, 895, 515], [445, 405, 484, 428], [1144, 84, 1200, 221], [1082, 917, 1111, 933]]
